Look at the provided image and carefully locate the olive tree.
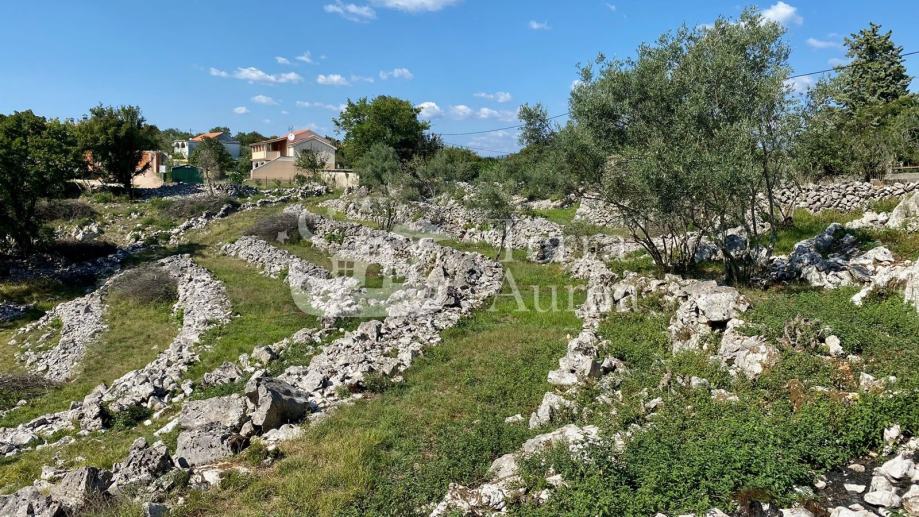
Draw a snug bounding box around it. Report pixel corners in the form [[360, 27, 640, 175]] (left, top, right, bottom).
[[573, 9, 794, 281], [190, 136, 233, 196]]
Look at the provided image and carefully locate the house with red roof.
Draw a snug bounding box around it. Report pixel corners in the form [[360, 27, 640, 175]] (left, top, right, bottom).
[[249, 128, 337, 181], [172, 131, 241, 159]]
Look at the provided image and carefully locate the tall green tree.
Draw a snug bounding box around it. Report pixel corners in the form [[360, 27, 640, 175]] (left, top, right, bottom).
[[334, 96, 436, 163], [576, 9, 794, 280], [355, 143, 408, 230], [838, 22, 910, 110], [190, 137, 234, 195], [796, 23, 914, 180], [77, 105, 158, 196], [0, 111, 85, 253]]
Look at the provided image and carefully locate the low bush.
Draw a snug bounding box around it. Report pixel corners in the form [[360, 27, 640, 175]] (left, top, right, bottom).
[[109, 265, 178, 304], [244, 213, 302, 244], [35, 199, 96, 222], [42, 239, 118, 262], [157, 196, 239, 220], [0, 374, 56, 412]]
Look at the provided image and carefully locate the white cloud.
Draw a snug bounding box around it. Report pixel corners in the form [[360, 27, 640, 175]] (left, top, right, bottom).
[[209, 67, 229, 77], [448, 105, 515, 122], [251, 94, 278, 105], [316, 73, 351, 86], [806, 37, 840, 49], [296, 52, 314, 64], [379, 67, 414, 80], [371, 0, 458, 12], [529, 20, 550, 30], [476, 107, 517, 122], [351, 74, 376, 83], [415, 101, 443, 119], [762, 2, 802, 27], [571, 79, 584, 90], [785, 75, 814, 94], [275, 56, 291, 65], [450, 105, 473, 119], [606, 3, 616, 11], [233, 106, 249, 114], [296, 101, 346, 111], [474, 91, 512, 103], [281, 110, 289, 115], [231, 67, 303, 84], [828, 57, 848, 67], [324, 1, 376, 22]]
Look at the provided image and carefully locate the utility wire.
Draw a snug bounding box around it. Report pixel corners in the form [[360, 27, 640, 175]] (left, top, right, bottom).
[[433, 50, 919, 137]]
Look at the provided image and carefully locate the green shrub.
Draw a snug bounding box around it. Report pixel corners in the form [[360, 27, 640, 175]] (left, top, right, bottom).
[[109, 264, 178, 305], [158, 196, 239, 220], [245, 213, 302, 244], [0, 374, 56, 412], [36, 199, 97, 222]]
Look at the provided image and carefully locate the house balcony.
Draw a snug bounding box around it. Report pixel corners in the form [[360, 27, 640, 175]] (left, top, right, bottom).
[[251, 150, 281, 161]]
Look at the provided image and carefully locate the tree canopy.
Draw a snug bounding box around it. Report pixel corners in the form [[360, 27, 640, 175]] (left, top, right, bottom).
[[334, 96, 436, 163], [190, 136, 234, 195], [575, 9, 794, 279], [0, 111, 85, 253], [77, 105, 158, 195]]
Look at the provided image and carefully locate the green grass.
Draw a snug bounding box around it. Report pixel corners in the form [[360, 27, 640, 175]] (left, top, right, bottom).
[[0, 406, 181, 495], [531, 206, 578, 226], [0, 293, 178, 428], [171, 247, 585, 516]]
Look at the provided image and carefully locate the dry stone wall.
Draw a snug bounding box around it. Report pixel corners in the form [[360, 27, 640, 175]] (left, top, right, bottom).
[[776, 181, 918, 213]]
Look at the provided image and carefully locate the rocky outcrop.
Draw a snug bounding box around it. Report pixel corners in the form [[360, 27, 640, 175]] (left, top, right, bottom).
[[775, 181, 917, 213], [669, 281, 749, 353], [887, 191, 919, 232]]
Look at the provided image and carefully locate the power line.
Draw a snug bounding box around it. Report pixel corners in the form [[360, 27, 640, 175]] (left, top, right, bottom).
[[432, 49, 918, 138], [788, 50, 919, 79], [435, 113, 569, 136]]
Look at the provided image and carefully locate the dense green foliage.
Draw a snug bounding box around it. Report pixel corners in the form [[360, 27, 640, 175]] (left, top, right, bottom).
[[334, 96, 437, 163], [572, 10, 794, 279], [76, 105, 158, 195], [796, 23, 917, 180], [0, 111, 85, 253]]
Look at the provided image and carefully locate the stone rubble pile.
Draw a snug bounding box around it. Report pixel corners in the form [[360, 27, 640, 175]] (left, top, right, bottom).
[[99, 255, 232, 415], [573, 195, 622, 227], [0, 255, 232, 458], [430, 424, 600, 516], [258, 209, 503, 419], [775, 181, 917, 213], [12, 277, 115, 382], [221, 235, 365, 321], [769, 224, 888, 289]]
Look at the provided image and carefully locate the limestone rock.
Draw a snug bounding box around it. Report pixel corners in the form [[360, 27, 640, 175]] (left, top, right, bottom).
[[244, 377, 314, 431], [179, 394, 247, 431]]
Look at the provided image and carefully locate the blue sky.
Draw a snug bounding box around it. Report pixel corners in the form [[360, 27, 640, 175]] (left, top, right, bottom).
[[2, 0, 917, 155]]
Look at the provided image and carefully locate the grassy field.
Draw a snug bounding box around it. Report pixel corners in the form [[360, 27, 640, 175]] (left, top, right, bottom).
[[170, 245, 585, 516]]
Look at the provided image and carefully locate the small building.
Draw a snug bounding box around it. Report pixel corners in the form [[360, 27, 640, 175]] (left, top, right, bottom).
[[132, 151, 168, 188], [173, 131, 241, 159], [170, 165, 203, 184], [249, 129, 337, 182]]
